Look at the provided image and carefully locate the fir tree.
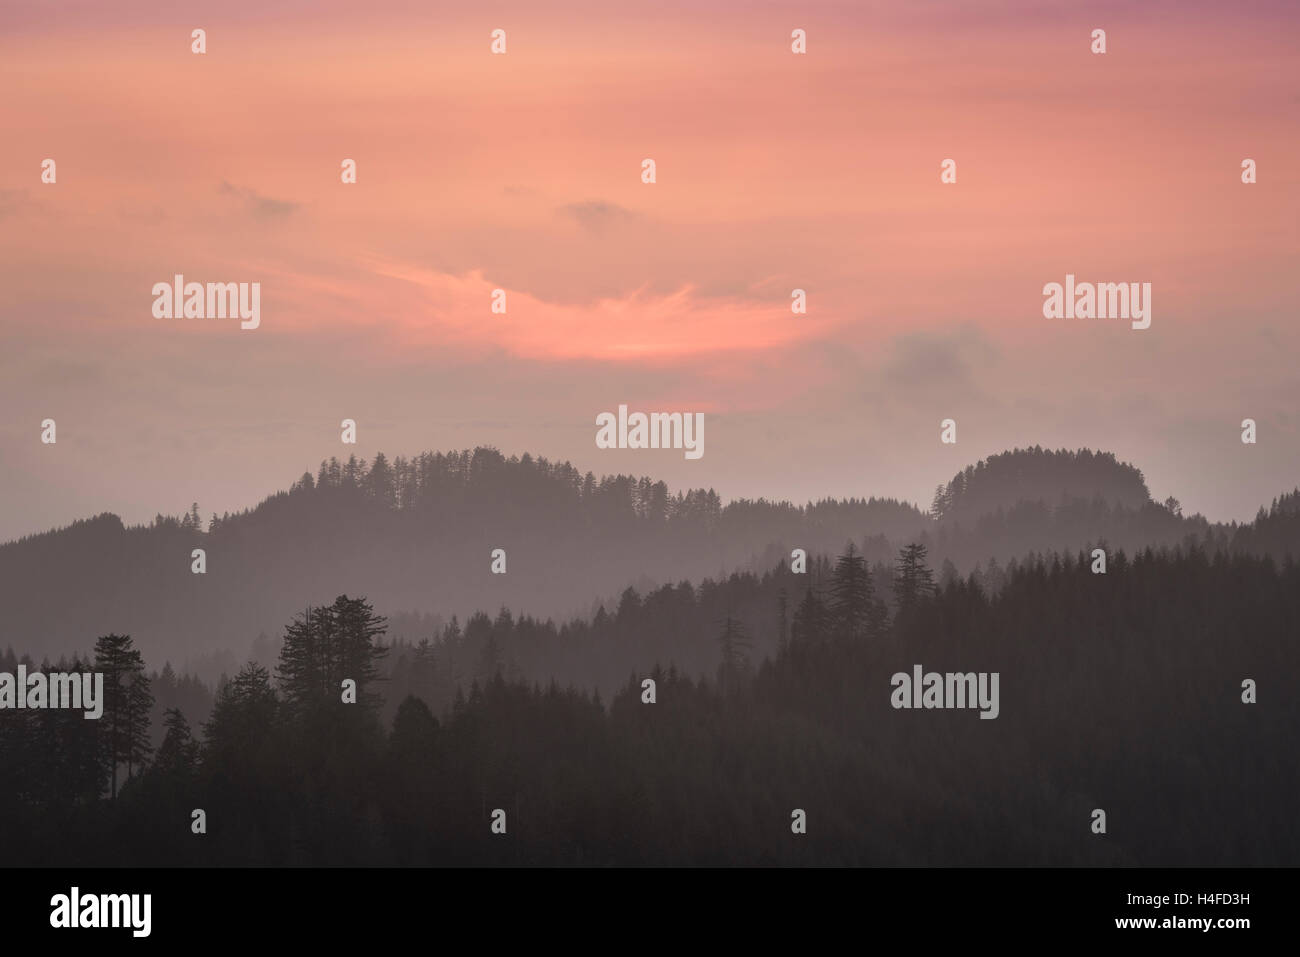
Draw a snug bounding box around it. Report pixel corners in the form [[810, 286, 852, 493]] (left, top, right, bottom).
[[828, 544, 886, 642], [894, 543, 937, 614], [153, 708, 199, 782], [93, 633, 151, 799]]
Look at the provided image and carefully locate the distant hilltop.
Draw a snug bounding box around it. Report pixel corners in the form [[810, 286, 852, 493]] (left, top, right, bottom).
[[0, 445, 1294, 669], [930, 447, 1151, 523]]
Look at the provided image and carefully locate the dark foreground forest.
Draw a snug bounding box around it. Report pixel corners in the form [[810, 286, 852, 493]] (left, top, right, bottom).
[[2, 542, 1295, 867]]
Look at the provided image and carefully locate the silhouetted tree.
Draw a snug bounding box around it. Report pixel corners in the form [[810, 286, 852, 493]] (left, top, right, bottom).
[[203, 663, 279, 776], [93, 633, 151, 798], [790, 587, 829, 650], [277, 596, 388, 717], [894, 543, 937, 614], [828, 543, 886, 642], [124, 666, 154, 782], [153, 708, 199, 782]]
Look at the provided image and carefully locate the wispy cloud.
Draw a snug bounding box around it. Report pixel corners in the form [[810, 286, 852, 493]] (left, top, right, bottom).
[[363, 260, 843, 362], [557, 200, 639, 232], [219, 181, 300, 221], [883, 326, 1000, 390]]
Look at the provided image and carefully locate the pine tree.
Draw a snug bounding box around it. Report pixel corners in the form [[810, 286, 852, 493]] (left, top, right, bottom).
[[894, 543, 937, 615], [153, 708, 199, 781], [367, 452, 397, 508], [931, 484, 951, 519], [123, 666, 154, 782], [791, 587, 829, 649], [275, 605, 335, 717], [276, 596, 388, 717], [93, 633, 151, 799], [202, 663, 279, 779], [390, 695, 439, 761], [828, 544, 886, 642], [331, 594, 388, 711]]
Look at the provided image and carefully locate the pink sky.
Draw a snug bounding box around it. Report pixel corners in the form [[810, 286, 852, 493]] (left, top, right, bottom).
[[2, 0, 1298, 541]]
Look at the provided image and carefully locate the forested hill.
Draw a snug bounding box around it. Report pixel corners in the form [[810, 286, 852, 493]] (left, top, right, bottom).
[[930, 447, 1152, 522], [0, 446, 1292, 668]]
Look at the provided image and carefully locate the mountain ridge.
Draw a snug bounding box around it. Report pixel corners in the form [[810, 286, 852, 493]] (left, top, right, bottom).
[[1, 446, 1292, 669]]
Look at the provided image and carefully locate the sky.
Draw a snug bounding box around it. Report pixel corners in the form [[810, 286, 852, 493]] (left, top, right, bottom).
[[2, 0, 1298, 543]]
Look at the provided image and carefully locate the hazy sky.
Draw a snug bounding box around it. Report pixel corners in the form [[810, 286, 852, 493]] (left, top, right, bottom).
[[2, 0, 1298, 543]]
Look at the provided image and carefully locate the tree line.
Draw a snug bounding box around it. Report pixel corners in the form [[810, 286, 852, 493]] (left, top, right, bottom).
[[2, 541, 1294, 866], [6, 447, 1290, 678]]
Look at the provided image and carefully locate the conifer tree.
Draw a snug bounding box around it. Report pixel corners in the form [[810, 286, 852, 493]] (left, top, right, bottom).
[[828, 544, 886, 642], [790, 587, 829, 649], [154, 707, 199, 781], [93, 633, 151, 799], [123, 665, 154, 782], [894, 543, 937, 614], [276, 596, 388, 717]]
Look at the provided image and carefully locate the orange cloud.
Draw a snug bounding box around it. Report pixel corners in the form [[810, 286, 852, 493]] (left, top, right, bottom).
[[360, 260, 843, 361]]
